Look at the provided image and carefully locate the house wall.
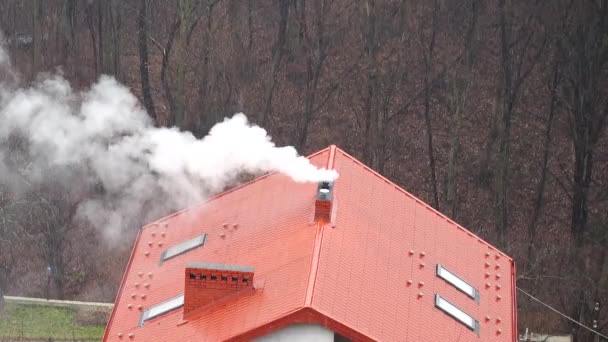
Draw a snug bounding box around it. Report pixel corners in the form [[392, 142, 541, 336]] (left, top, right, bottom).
[[252, 323, 335, 342]]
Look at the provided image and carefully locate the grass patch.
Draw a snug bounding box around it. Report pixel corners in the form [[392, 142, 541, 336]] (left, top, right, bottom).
[[0, 302, 105, 341]]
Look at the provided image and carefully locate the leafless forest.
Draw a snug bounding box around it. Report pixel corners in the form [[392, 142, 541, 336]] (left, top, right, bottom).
[[0, 0, 606, 340]]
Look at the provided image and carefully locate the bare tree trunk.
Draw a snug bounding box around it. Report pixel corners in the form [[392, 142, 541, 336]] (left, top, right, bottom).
[[98, 0, 120, 76], [97, 0, 103, 73], [85, 2, 99, 76], [138, 0, 156, 123], [0, 269, 5, 313], [47, 221, 66, 300], [571, 140, 594, 245], [260, 0, 289, 127], [445, 94, 462, 217], [445, 0, 478, 217], [478, 82, 500, 188], [363, 0, 380, 171], [172, 0, 197, 128], [227, 0, 249, 115], [494, 0, 546, 246], [194, 0, 216, 135], [422, 0, 439, 209], [525, 58, 559, 271], [108, 1, 122, 78], [247, 0, 254, 49], [294, 0, 334, 152], [161, 20, 179, 125], [61, 0, 76, 74], [31, 0, 42, 77], [494, 0, 512, 246], [559, 1, 608, 246], [0, 286, 4, 313]]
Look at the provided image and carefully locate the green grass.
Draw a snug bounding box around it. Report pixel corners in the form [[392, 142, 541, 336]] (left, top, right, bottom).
[[0, 302, 105, 341]]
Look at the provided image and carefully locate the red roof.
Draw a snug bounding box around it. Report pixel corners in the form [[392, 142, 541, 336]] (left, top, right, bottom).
[[104, 145, 517, 341]]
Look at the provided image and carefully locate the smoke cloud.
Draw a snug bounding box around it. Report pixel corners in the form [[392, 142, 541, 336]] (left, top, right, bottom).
[[0, 41, 337, 240]]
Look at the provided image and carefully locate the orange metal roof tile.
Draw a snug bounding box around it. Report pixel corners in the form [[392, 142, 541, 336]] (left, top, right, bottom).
[[104, 145, 516, 342]]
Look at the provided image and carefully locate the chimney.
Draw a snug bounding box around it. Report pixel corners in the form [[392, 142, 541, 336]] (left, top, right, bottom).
[[314, 181, 334, 221], [183, 262, 254, 319]]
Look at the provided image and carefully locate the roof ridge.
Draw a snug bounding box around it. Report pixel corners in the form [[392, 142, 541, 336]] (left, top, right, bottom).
[[304, 145, 336, 307]]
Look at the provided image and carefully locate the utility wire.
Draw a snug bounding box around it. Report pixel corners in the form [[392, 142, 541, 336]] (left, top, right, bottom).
[[517, 287, 608, 340]]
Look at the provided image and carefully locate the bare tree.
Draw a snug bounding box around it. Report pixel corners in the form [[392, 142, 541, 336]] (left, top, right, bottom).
[[85, 1, 99, 76], [360, 1, 404, 174], [292, 0, 338, 151], [525, 53, 560, 273], [493, 0, 546, 246], [558, 1, 608, 245], [420, 0, 440, 209], [60, 0, 76, 73], [171, 0, 197, 128], [259, 0, 290, 127], [362, 0, 380, 171], [0, 192, 12, 313], [556, 1, 608, 339], [27, 191, 79, 300], [160, 22, 178, 127], [0, 284, 4, 313], [444, 0, 479, 217], [193, 0, 221, 135], [98, 0, 122, 77], [137, 0, 157, 123], [31, 0, 43, 76], [157, 0, 215, 129]]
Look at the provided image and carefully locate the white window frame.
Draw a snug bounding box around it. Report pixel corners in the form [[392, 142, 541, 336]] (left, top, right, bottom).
[[140, 294, 184, 326], [160, 234, 207, 263], [436, 264, 479, 301], [434, 294, 479, 335]]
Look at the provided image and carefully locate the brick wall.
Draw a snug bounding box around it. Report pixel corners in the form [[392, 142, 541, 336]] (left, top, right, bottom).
[[183, 264, 254, 316]]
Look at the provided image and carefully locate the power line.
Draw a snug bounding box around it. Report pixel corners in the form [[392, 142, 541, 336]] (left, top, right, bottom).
[[517, 286, 608, 340]]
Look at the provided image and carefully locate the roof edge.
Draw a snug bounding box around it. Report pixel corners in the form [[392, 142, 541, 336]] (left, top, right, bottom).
[[326, 145, 337, 169], [511, 260, 518, 340], [102, 228, 142, 341]]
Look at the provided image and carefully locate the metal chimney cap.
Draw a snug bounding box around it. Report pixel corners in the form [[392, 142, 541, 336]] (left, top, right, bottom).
[[316, 181, 334, 201]]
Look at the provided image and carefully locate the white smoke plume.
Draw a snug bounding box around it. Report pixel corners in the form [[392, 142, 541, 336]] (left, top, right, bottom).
[[0, 42, 337, 240]]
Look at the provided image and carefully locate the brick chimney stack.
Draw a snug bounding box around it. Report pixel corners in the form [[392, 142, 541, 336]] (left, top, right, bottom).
[[183, 263, 254, 319], [314, 181, 334, 222]]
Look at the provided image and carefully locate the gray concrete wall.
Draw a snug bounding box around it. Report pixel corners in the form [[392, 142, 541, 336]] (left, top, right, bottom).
[[252, 323, 335, 342]]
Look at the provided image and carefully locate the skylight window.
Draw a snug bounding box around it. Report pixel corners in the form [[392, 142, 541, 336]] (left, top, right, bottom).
[[436, 264, 479, 301], [435, 294, 479, 334], [140, 294, 184, 326], [160, 234, 207, 263]]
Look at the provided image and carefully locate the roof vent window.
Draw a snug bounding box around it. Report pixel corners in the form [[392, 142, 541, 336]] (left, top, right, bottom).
[[160, 234, 207, 263], [435, 294, 479, 334], [140, 294, 184, 326], [436, 264, 479, 301]]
